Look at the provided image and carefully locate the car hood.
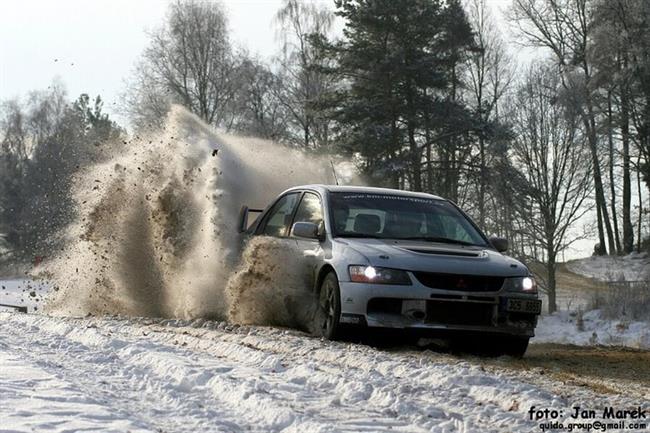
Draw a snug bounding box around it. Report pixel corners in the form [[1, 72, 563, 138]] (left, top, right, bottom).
[[336, 238, 528, 277]]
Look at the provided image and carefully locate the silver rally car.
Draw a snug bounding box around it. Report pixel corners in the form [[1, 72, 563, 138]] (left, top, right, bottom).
[[239, 185, 541, 356]]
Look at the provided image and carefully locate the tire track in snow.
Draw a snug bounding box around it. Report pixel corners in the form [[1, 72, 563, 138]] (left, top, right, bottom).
[[2, 314, 437, 432], [3, 313, 645, 433], [127, 320, 559, 424], [0, 315, 244, 433], [0, 348, 154, 433], [38, 316, 489, 432], [97, 317, 650, 430], [3, 314, 547, 432]]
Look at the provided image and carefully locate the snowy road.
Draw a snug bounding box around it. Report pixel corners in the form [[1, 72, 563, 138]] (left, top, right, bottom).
[[1, 312, 648, 433]]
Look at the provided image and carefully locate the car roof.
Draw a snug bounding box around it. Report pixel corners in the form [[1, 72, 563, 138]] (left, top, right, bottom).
[[283, 184, 446, 201]]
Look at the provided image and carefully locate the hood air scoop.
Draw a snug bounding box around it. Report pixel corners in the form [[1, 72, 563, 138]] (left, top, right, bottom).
[[400, 247, 484, 258]]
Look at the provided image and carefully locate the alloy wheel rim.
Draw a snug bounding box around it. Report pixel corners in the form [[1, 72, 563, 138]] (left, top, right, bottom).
[[320, 282, 335, 334]]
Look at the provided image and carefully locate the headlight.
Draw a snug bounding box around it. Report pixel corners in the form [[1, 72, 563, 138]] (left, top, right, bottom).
[[503, 276, 537, 293], [348, 265, 411, 285]]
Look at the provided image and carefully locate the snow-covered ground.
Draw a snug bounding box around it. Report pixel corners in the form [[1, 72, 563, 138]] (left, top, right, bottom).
[[543, 254, 650, 350], [566, 252, 650, 282], [1, 277, 649, 432], [534, 310, 650, 350], [2, 312, 648, 433]]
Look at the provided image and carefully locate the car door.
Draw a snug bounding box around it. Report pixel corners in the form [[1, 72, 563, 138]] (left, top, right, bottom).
[[289, 191, 326, 288]]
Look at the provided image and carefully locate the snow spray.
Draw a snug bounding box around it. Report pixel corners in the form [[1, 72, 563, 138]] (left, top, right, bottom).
[[44, 106, 357, 327]]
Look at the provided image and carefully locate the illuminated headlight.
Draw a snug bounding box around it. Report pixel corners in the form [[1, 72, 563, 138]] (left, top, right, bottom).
[[503, 276, 537, 293], [348, 265, 411, 285]]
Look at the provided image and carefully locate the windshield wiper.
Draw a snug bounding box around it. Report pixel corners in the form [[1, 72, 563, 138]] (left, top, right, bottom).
[[397, 236, 481, 247]]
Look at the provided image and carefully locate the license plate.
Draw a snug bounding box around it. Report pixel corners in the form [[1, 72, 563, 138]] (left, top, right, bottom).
[[506, 298, 542, 314]]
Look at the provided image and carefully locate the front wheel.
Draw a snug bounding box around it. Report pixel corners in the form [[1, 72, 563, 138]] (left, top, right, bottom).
[[314, 272, 342, 340]]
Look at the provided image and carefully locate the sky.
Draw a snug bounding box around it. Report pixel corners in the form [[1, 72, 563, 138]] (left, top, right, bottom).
[[0, 0, 598, 259], [0, 0, 295, 122], [0, 0, 516, 122]]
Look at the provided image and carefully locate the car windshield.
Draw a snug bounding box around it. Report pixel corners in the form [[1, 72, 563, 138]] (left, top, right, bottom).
[[329, 192, 488, 247]]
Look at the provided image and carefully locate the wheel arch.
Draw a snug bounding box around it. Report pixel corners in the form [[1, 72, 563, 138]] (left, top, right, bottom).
[[314, 264, 337, 294]]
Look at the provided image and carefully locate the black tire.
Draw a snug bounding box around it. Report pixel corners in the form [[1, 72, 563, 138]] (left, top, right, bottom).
[[450, 334, 530, 358], [314, 272, 342, 340], [496, 336, 530, 358]]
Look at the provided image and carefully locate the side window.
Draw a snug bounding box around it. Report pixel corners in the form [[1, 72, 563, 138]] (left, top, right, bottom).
[[261, 193, 300, 237], [291, 193, 323, 234]]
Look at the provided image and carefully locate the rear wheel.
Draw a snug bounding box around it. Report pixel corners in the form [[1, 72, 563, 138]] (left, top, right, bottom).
[[314, 272, 342, 340]]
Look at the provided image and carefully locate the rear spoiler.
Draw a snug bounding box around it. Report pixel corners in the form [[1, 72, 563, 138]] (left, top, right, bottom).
[[238, 205, 264, 233]]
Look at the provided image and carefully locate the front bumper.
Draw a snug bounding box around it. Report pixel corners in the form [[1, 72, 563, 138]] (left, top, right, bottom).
[[338, 280, 541, 337]]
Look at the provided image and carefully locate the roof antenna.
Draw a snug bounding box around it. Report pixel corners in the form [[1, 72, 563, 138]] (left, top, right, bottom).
[[330, 160, 340, 186]]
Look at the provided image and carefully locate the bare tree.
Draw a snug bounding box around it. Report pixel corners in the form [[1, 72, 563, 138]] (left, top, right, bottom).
[[125, 0, 239, 128], [510, 64, 593, 313], [0, 100, 30, 251], [1, 100, 29, 162], [122, 60, 171, 130], [509, 0, 617, 255], [464, 0, 516, 229], [592, 0, 650, 253], [231, 56, 290, 141], [274, 0, 336, 148]]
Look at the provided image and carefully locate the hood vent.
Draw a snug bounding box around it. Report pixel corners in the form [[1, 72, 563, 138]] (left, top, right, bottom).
[[401, 247, 481, 257]]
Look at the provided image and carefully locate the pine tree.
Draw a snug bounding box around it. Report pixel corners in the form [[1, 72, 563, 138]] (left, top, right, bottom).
[[317, 0, 477, 191]]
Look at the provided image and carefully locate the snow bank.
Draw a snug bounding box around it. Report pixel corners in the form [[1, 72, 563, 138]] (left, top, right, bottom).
[[566, 253, 650, 282], [533, 309, 650, 350]]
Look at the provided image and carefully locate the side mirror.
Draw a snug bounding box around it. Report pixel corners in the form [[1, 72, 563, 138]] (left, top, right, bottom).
[[489, 236, 509, 253], [292, 222, 321, 240]]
